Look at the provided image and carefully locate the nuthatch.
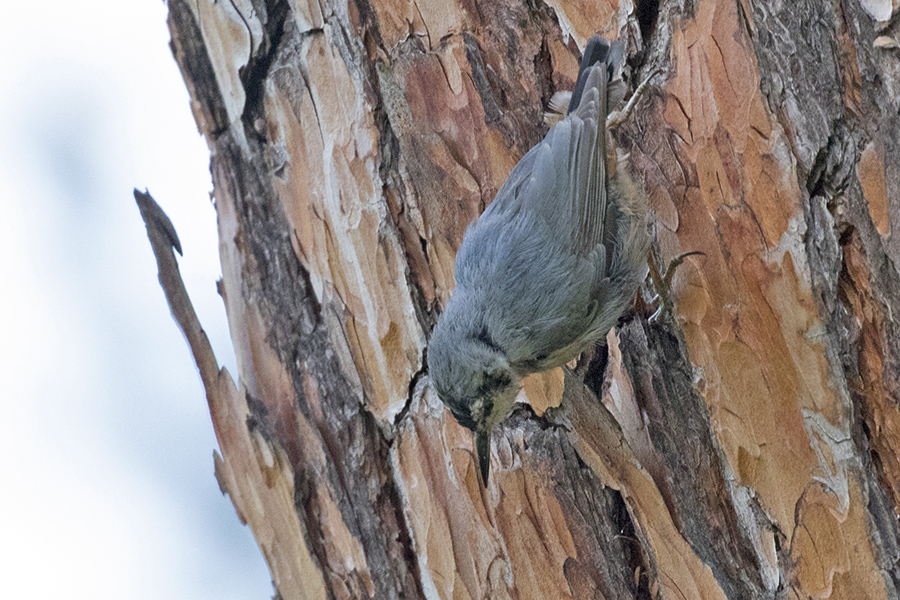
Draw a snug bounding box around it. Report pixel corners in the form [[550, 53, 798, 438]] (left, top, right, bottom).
[[427, 36, 651, 484]]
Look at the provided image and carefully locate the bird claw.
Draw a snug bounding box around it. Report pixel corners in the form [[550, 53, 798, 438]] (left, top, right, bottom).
[[606, 67, 663, 130], [647, 251, 705, 322]]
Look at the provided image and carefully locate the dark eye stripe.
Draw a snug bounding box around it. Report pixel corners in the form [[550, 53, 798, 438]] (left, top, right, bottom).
[[482, 371, 512, 393]]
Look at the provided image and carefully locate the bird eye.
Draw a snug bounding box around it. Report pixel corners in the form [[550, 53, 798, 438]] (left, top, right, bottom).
[[480, 370, 512, 394]]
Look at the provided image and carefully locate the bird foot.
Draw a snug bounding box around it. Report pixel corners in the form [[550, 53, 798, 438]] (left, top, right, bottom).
[[647, 251, 705, 323], [606, 67, 662, 130]]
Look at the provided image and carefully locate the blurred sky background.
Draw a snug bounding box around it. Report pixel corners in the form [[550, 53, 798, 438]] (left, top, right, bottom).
[[0, 1, 273, 598]]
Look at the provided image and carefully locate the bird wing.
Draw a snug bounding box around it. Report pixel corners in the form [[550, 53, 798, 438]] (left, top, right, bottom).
[[456, 210, 611, 370], [456, 37, 629, 369], [482, 38, 623, 263]]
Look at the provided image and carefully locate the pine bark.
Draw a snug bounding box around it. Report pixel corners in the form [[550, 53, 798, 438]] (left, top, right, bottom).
[[146, 0, 900, 598]]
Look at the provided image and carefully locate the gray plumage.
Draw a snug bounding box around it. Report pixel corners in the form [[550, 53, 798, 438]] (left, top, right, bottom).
[[427, 37, 650, 483]]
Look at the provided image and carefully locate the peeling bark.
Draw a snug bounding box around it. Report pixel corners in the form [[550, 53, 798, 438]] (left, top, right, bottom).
[[146, 0, 900, 597]]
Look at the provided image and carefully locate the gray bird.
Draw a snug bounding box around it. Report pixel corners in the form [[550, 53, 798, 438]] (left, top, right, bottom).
[[427, 36, 650, 484]]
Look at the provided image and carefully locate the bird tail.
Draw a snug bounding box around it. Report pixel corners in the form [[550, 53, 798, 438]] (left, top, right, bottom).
[[567, 37, 625, 115], [544, 37, 626, 126]]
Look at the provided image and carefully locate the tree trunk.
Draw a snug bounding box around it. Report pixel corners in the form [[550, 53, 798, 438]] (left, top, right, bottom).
[[146, 0, 900, 597]]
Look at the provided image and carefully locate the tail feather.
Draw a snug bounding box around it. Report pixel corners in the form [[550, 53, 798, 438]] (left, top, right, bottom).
[[567, 37, 625, 115]]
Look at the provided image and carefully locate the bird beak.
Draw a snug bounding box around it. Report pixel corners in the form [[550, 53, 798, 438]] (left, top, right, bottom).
[[476, 428, 491, 485]]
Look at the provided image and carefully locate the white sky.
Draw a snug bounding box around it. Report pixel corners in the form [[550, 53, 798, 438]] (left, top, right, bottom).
[[0, 1, 273, 597]]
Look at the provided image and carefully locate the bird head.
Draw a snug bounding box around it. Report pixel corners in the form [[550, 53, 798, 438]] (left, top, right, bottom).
[[427, 324, 520, 484]]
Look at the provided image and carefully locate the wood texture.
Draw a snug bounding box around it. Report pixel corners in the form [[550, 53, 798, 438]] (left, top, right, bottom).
[[150, 0, 900, 597]]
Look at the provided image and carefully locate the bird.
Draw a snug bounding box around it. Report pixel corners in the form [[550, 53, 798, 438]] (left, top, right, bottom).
[[426, 36, 651, 484]]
